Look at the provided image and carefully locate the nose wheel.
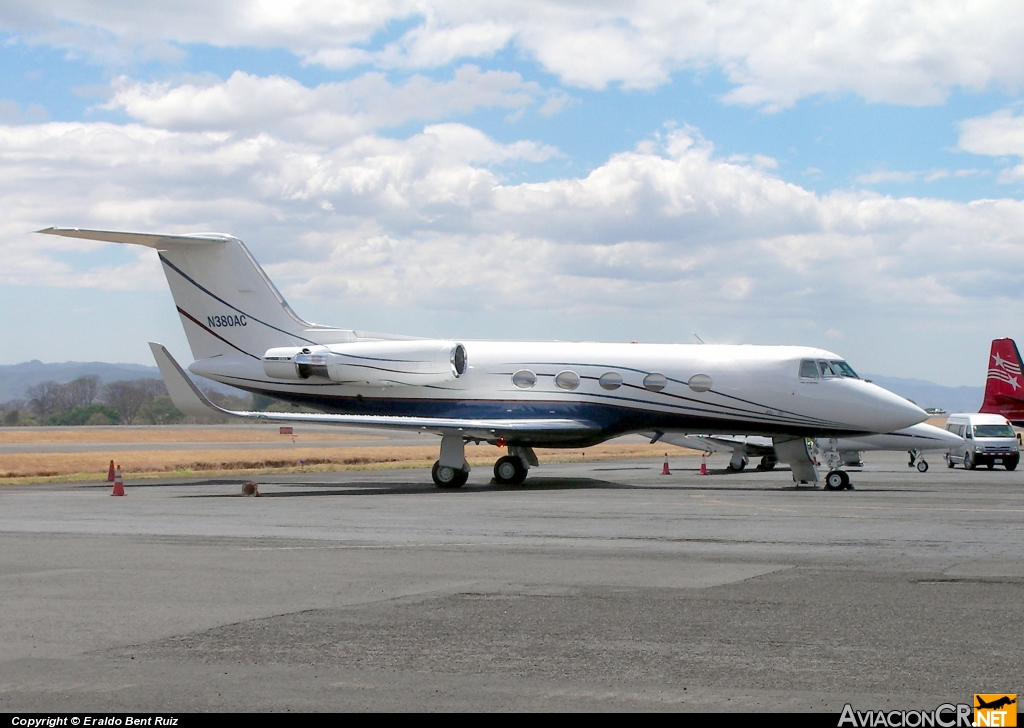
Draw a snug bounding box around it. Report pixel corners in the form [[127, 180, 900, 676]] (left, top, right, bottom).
[[824, 469, 852, 490]]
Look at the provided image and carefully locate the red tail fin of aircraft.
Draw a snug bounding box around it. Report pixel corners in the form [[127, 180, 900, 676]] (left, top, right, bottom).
[[979, 338, 1024, 423]]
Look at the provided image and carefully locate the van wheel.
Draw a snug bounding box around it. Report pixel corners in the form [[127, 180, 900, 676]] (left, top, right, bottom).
[[1006, 457, 1019, 471], [945, 454, 955, 469], [964, 452, 975, 470]]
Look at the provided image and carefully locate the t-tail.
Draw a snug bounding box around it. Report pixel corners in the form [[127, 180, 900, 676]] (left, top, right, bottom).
[[979, 337, 1024, 424], [37, 228, 381, 363]]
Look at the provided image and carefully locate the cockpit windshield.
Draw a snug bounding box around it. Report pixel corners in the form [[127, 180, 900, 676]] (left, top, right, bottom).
[[830, 360, 859, 378], [799, 359, 860, 379]]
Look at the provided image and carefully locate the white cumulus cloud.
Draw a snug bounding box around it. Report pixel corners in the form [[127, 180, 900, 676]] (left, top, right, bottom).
[[3, 1, 1023, 108]]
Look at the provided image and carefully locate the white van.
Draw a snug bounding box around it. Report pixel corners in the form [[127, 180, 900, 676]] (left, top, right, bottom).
[[944, 413, 1019, 470]]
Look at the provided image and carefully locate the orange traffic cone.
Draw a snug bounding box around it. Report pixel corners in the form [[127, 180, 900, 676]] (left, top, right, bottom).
[[111, 465, 125, 496], [661, 454, 671, 475], [699, 455, 708, 476], [106, 460, 115, 482]]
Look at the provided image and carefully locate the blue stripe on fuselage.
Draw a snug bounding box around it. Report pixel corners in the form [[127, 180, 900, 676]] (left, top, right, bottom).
[[246, 388, 875, 442]]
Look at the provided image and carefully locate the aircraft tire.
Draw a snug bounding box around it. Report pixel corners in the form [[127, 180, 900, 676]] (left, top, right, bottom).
[[916, 460, 929, 473], [824, 470, 846, 491], [494, 456, 527, 485], [727, 459, 747, 472], [758, 456, 777, 471], [432, 460, 467, 489]]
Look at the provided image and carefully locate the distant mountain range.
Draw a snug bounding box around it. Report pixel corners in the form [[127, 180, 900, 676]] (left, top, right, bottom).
[[0, 360, 984, 413], [0, 360, 244, 403], [859, 374, 982, 414]]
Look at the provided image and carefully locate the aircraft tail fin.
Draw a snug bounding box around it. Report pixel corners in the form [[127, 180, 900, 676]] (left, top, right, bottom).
[[39, 228, 344, 362], [979, 338, 1024, 422]]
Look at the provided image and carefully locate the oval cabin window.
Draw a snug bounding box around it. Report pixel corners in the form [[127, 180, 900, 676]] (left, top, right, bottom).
[[512, 369, 537, 389], [643, 373, 668, 392], [554, 370, 580, 390], [599, 372, 623, 390], [687, 374, 712, 392]]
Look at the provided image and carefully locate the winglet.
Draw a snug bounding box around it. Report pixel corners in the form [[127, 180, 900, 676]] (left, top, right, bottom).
[[148, 342, 233, 417]]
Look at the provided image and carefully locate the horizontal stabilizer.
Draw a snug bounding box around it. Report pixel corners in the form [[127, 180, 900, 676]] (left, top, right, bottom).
[[38, 227, 230, 248], [149, 343, 599, 438]]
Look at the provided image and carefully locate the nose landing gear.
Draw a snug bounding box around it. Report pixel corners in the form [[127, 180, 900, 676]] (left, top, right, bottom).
[[824, 469, 852, 490], [908, 449, 929, 472]]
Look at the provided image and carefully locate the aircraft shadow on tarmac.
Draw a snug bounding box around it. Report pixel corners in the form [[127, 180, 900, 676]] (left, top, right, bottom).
[[180, 477, 635, 497]]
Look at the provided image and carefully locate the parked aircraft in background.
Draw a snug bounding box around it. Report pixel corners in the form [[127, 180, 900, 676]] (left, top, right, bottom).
[[40, 227, 926, 488], [979, 338, 1024, 426], [658, 421, 963, 487]]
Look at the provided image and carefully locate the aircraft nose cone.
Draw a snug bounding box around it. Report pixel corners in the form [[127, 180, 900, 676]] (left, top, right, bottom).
[[870, 385, 928, 432]]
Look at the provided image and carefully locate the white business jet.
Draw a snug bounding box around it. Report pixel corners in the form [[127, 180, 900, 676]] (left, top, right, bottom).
[[39, 228, 926, 488], [660, 421, 963, 489]]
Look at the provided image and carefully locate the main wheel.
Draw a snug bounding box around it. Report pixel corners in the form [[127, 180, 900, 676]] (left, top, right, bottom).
[[758, 456, 777, 471], [964, 452, 975, 470], [432, 460, 467, 488], [727, 457, 747, 472], [493, 455, 527, 485], [916, 460, 929, 473], [824, 470, 846, 490]]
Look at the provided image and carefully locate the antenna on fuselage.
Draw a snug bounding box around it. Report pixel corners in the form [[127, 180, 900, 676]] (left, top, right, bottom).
[[691, 333, 705, 344]]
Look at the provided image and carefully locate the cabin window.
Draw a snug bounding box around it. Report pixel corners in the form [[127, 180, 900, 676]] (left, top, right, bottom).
[[799, 360, 819, 378], [687, 373, 713, 392], [554, 370, 580, 391], [599, 372, 623, 390], [643, 373, 668, 392], [511, 369, 537, 389]]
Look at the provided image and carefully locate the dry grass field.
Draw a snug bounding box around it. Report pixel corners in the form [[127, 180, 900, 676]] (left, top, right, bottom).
[[0, 430, 698, 484], [0, 428, 374, 444]]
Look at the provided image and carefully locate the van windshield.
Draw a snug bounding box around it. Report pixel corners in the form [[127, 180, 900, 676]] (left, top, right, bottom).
[[974, 425, 1016, 438]]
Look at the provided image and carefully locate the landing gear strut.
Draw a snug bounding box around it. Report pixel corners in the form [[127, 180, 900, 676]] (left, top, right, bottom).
[[432, 432, 470, 489]]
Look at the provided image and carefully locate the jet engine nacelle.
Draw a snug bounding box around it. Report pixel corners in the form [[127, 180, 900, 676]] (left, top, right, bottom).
[[263, 340, 467, 386]]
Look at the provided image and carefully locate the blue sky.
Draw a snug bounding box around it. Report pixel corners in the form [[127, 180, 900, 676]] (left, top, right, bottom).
[[3, 2, 1024, 386]]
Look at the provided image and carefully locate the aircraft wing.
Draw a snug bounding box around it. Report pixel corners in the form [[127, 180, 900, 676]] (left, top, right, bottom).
[[150, 343, 598, 439], [651, 432, 776, 456]]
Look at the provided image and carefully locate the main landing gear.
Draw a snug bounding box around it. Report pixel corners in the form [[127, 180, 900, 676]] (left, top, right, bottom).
[[430, 434, 537, 488], [431, 432, 471, 489]]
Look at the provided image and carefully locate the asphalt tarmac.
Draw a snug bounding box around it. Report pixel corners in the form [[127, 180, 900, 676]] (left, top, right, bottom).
[[1, 451, 1021, 712]]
